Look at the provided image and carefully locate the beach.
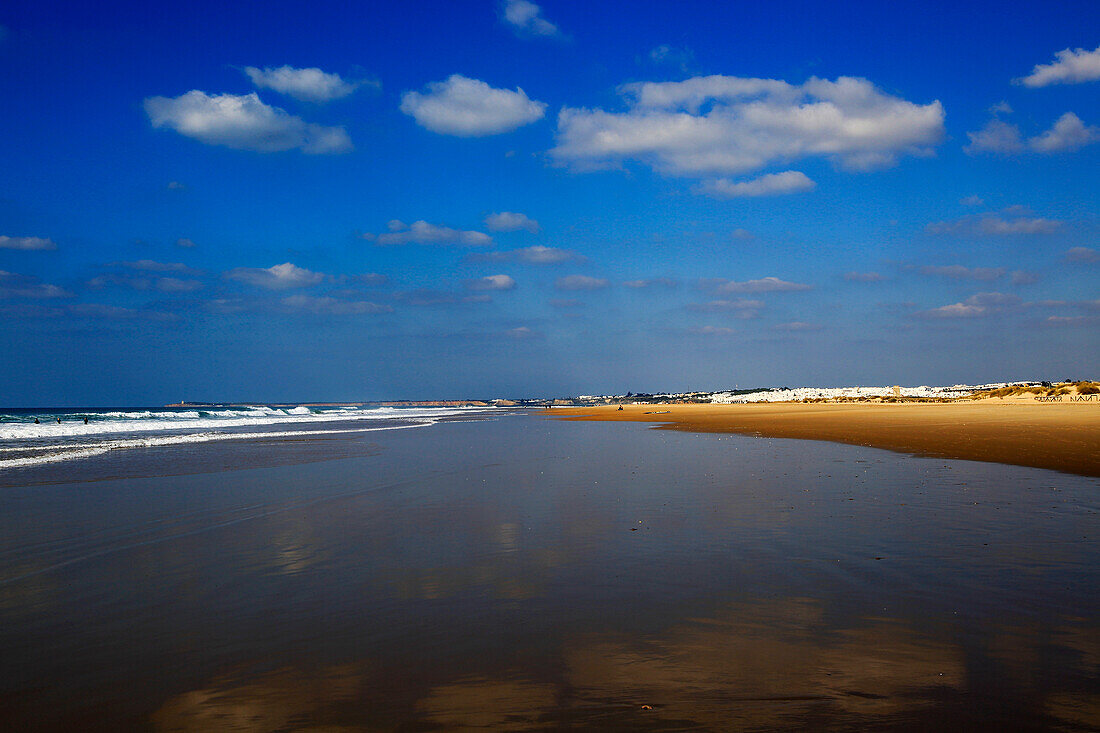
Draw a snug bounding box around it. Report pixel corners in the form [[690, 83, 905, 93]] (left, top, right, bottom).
[[556, 399, 1100, 478], [1, 410, 1099, 730]]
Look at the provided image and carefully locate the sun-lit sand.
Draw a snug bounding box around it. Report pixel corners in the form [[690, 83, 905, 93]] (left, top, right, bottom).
[[555, 396, 1100, 477]]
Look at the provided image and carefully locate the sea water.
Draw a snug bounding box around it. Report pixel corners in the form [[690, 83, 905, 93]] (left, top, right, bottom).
[[0, 411, 1097, 730]]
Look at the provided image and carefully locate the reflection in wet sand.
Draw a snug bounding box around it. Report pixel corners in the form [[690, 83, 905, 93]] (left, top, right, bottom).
[[415, 677, 558, 731], [565, 598, 965, 729], [152, 665, 365, 732]]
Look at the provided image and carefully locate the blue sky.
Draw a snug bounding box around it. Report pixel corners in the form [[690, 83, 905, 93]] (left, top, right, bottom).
[[1, 0, 1097, 404]]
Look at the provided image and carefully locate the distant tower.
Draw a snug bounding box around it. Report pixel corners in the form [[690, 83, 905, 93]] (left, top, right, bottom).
[[892, 385, 902, 398]]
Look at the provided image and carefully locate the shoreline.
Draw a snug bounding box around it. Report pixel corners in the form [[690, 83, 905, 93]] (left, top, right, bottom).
[[553, 401, 1100, 478]]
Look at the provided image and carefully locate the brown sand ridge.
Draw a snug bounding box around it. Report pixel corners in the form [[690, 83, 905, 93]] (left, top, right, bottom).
[[554, 401, 1100, 478]]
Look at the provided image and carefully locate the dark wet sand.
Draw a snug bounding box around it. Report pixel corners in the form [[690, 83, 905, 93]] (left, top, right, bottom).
[[555, 401, 1100, 477]]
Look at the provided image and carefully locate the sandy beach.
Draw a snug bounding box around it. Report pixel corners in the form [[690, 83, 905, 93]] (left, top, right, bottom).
[[555, 400, 1100, 478]]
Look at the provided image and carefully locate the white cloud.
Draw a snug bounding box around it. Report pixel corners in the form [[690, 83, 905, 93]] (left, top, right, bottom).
[[623, 277, 678, 288], [695, 171, 815, 198], [501, 0, 561, 37], [117, 259, 196, 273], [1028, 112, 1100, 153], [0, 235, 56, 251], [155, 277, 203, 293], [0, 270, 71, 299], [776, 321, 822, 331], [927, 214, 1061, 236], [281, 294, 391, 314], [167, 180, 186, 190], [960, 195, 984, 207], [967, 111, 1100, 155], [504, 326, 540, 339], [367, 220, 492, 246], [466, 274, 516, 291], [176, 237, 196, 248], [711, 276, 811, 294], [688, 326, 736, 335], [964, 119, 1024, 155], [484, 211, 539, 232], [244, 65, 368, 103], [1010, 270, 1041, 285], [1017, 45, 1100, 87], [918, 265, 1005, 281], [551, 75, 944, 176], [649, 45, 694, 71], [400, 75, 546, 136], [225, 262, 325, 289], [144, 91, 352, 153], [917, 292, 1022, 319], [687, 299, 763, 318], [1066, 246, 1100, 263], [844, 271, 885, 282], [470, 245, 580, 264], [555, 274, 608, 291]]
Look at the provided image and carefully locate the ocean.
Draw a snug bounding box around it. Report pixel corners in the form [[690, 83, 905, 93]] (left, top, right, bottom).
[[0, 408, 1097, 730]]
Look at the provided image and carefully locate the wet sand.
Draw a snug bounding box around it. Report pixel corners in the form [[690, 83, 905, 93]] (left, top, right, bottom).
[[555, 401, 1100, 478]]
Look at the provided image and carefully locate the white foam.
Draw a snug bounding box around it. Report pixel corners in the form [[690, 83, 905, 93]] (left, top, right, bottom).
[[0, 423, 433, 469], [0, 406, 482, 441]]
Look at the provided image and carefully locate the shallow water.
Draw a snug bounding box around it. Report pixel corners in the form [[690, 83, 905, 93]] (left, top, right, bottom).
[[0, 412, 1097, 731]]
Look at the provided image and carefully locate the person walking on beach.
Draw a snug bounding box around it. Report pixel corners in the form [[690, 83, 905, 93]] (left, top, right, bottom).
[[56, 417, 61, 424]]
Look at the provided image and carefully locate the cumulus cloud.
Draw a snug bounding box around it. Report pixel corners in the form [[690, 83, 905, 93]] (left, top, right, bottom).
[[504, 325, 540, 339], [695, 171, 815, 198], [776, 321, 823, 331], [281, 294, 391, 315], [243, 65, 370, 103], [1010, 270, 1041, 285], [964, 119, 1024, 155], [649, 45, 694, 71], [918, 265, 1005, 280], [0, 235, 56, 251], [844, 271, 885, 282], [1066, 246, 1100, 263], [1029, 112, 1100, 153], [466, 274, 516, 291], [87, 274, 203, 292], [0, 270, 72, 299], [144, 91, 352, 153], [926, 213, 1061, 236], [484, 211, 539, 232], [966, 111, 1100, 155], [155, 277, 204, 293], [366, 220, 492, 246], [500, 0, 561, 37], [555, 274, 608, 291], [687, 325, 736, 335], [225, 262, 324, 289], [400, 75, 546, 136], [916, 292, 1022, 319], [551, 75, 944, 176], [709, 276, 811, 294], [116, 259, 198, 273], [623, 277, 678, 288], [1017, 45, 1100, 87], [687, 299, 763, 318], [469, 245, 581, 264]]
